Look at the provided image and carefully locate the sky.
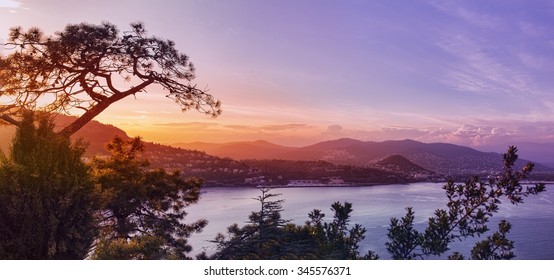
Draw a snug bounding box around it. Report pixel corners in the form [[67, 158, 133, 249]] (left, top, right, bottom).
[[1, 0, 554, 148]]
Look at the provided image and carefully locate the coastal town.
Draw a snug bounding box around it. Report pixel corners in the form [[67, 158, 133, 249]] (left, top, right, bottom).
[[119, 141, 447, 187]]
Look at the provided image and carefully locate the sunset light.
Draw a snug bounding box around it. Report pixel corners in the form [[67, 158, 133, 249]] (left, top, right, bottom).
[[2, 0, 554, 148], [1, 0, 554, 266]]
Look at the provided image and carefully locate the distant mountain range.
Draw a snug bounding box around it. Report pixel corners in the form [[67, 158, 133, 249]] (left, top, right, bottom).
[[1, 116, 552, 180], [175, 138, 554, 176], [177, 140, 295, 160]]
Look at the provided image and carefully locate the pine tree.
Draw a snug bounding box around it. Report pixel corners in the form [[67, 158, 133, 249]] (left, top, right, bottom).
[[90, 136, 207, 259], [211, 188, 291, 259], [0, 112, 101, 259], [211, 188, 378, 260]]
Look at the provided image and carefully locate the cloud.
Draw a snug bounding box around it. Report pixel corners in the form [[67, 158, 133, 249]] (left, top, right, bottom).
[[518, 53, 544, 70], [442, 70, 494, 93], [429, 3, 554, 101], [153, 122, 315, 139], [0, 0, 27, 13], [412, 121, 554, 147], [0, 0, 23, 8], [418, 124, 508, 146], [260, 124, 311, 131], [152, 119, 554, 149], [132, 110, 152, 115], [380, 127, 429, 139], [322, 125, 343, 136], [155, 122, 312, 133], [455, 7, 500, 29], [436, 34, 535, 96], [155, 122, 220, 129], [224, 124, 255, 131], [331, 121, 554, 148], [518, 21, 546, 38], [429, 1, 500, 29], [320, 125, 432, 142]]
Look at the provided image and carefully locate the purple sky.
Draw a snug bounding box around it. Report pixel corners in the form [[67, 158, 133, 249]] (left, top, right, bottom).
[[1, 0, 554, 147]]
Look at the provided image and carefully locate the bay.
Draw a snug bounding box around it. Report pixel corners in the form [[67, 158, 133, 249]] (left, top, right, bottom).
[[186, 182, 554, 259]]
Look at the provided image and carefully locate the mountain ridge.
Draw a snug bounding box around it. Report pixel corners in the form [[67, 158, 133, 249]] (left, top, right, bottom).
[[174, 137, 553, 176], [2, 116, 552, 178], [172, 139, 295, 160]]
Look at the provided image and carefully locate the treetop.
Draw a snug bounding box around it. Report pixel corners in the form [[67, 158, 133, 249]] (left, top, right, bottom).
[[1, 21, 221, 136]]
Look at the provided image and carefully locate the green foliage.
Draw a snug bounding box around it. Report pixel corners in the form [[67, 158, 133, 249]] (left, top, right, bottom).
[[470, 220, 515, 260], [304, 202, 376, 259], [90, 136, 207, 259], [92, 235, 167, 260], [211, 188, 378, 260], [210, 188, 294, 259], [385, 207, 421, 260], [0, 112, 101, 259], [386, 146, 545, 259]]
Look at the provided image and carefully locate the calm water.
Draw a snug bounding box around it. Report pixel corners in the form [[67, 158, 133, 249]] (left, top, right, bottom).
[[186, 182, 554, 259]]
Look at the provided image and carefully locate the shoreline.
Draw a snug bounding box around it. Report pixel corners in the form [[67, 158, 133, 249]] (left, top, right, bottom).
[[202, 181, 434, 188], [201, 180, 553, 189]]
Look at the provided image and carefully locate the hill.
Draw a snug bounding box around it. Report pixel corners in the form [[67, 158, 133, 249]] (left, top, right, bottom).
[[2, 116, 423, 186], [0, 115, 131, 156], [2, 117, 551, 180], [175, 138, 553, 177], [374, 154, 431, 172], [173, 140, 295, 160], [55, 115, 132, 156], [372, 155, 435, 180]]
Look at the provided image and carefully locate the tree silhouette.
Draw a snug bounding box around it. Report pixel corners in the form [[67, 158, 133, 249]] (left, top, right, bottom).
[[210, 188, 291, 259], [90, 136, 207, 259], [0, 22, 221, 136], [302, 202, 379, 260], [386, 146, 545, 259], [210, 188, 378, 260]]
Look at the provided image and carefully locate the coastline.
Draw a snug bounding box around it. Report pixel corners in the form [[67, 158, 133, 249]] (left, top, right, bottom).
[[201, 181, 426, 188]]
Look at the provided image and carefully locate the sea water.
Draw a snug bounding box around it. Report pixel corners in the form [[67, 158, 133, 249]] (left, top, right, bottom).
[[186, 182, 554, 259]]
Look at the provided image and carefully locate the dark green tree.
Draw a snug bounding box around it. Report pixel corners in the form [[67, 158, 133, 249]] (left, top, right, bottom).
[[303, 202, 378, 259], [0, 112, 101, 259], [385, 207, 421, 260], [90, 136, 206, 259], [210, 188, 293, 259], [386, 146, 545, 259], [211, 188, 378, 260], [469, 220, 515, 260], [0, 22, 220, 136]]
